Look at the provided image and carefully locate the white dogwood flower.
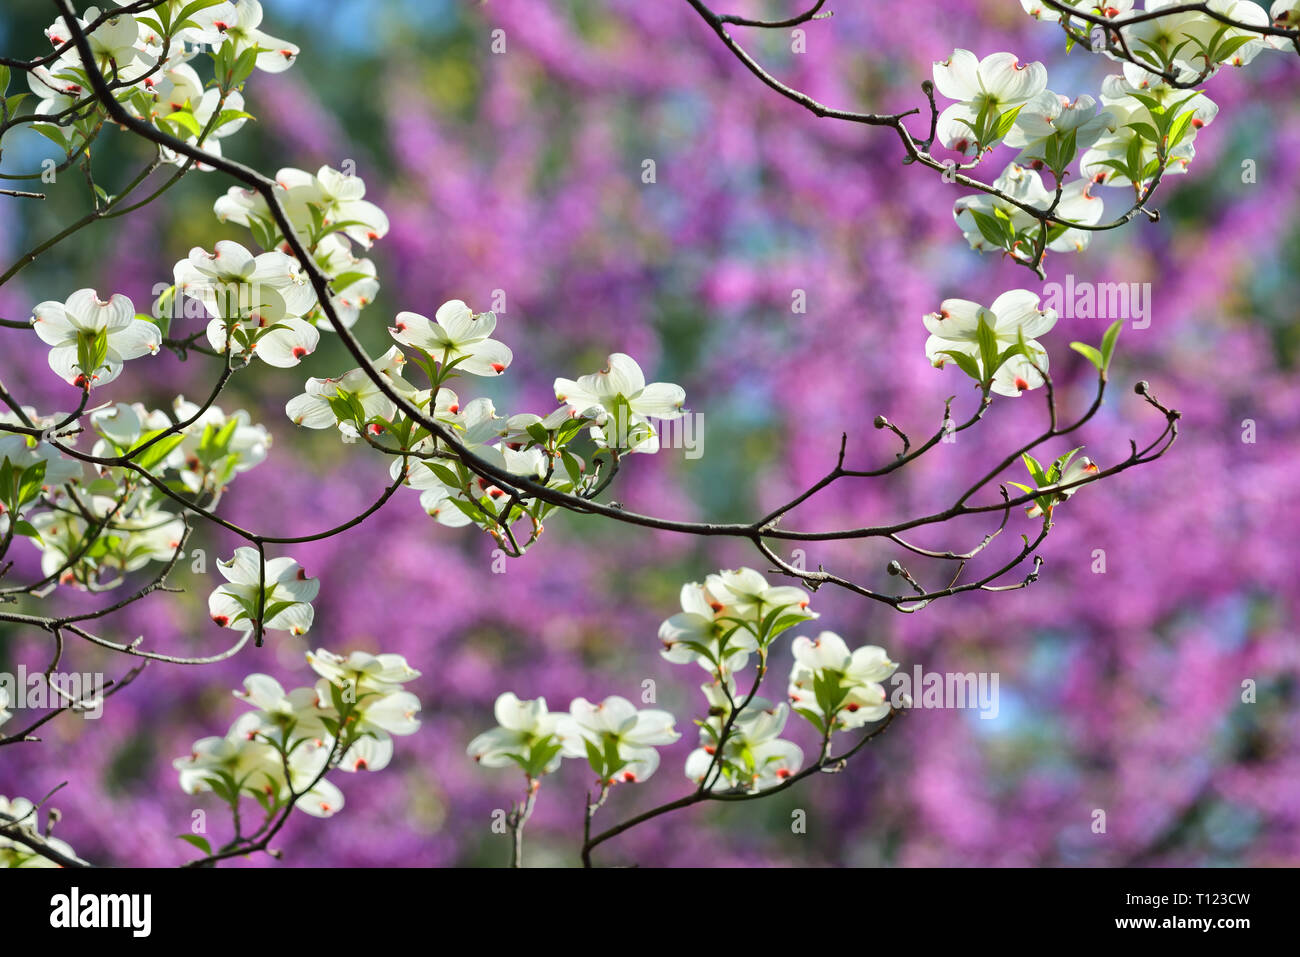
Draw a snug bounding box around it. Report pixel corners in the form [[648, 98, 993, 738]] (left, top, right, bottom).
[[1005, 91, 1116, 166], [307, 649, 421, 695], [45, 7, 157, 84], [175, 241, 318, 366], [113, 0, 236, 47], [559, 695, 680, 784], [925, 289, 1058, 396], [208, 547, 318, 635], [788, 631, 898, 732], [176, 241, 318, 366], [390, 301, 512, 376], [704, 567, 814, 621], [685, 695, 803, 793], [282, 165, 389, 248], [1019, 450, 1101, 518], [285, 346, 419, 437], [31, 289, 160, 389], [953, 163, 1105, 258], [1081, 66, 1218, 188], [167, 396, 271, 493], [933, 49, 1048, 157], [0, 433, 84, 493], [31, 493, 183, 590], [1019, 0, 1134, 22], [659, 581, 760, 676], [218, 0, 299, 74], [311, 234, 380, 328], [173, 714, 283, 796], [554, 353, 685, 453], [233, 674, 330, 742], [467, 692, 569, 775], [151, 63, 248, 169]]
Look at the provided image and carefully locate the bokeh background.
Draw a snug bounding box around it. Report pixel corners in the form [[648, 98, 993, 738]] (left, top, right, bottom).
[[1, 0, 1298, 866]]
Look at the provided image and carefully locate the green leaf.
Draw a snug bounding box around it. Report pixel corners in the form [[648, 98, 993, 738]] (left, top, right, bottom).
[[1125, 90, 1167, 116], [1125, 121, 1161, 145], [76, 327, 109, 382], [1021, 453, 1049, 487], [18, 459, 47, 499], [213, 108, 255, 132], [602, 736, 626, 777], [131, 431, 186, 471], [328, 270, 370, 294], [793, 706, 825, 735], [937, 349, 982, 383], [229, 46, 260, 87], [1070, 341, 1104, 371], [447, 496, 485, 523], [560, 450, 583, 486], [177, 834, 212, 855], [813, 669, 847, 719], [989, 104, 1023, 143], [583, 737, 605, 776], [975, 316, 1001, 384], [260, 599, 298, 626], [30, 123, 68, 150], [1165, 111, 1195, 152], [968, 208, 1013, 250], [429, 463, 461, 487], [1100, 320, 1122, 371], [161, 109, 204, 139], [1054, 446, 1085, 479]]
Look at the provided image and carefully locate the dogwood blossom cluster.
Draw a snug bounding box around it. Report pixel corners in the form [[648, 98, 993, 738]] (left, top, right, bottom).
[[469, 568, 900, 852], [173, 649, 421, 838], [172, 239, 318, 366], [28, 2, 294, 171], [935, 0, 1297, 267], [214, 164, 387, 331], [1023, 1, 1279, 77], [0, 395, 269, 593], [469, 692, 680, 786], [285, 299, 687, 552], [660, 568, 827, 792], [0, 795, 79, 868]]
